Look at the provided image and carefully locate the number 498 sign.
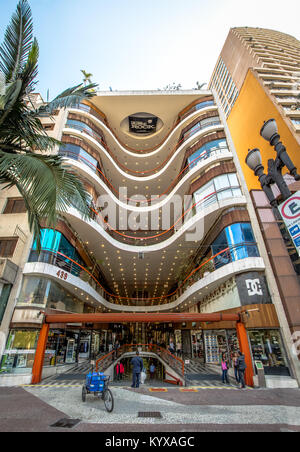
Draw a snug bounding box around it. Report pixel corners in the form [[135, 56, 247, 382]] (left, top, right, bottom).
[[279, 190, 300, 256]]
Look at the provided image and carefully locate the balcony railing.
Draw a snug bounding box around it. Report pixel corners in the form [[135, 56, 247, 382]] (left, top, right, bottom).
[[95, 343, 185, 379], [179, 100, 216, 122], [65, 121, 106, 145], [182, 120, 221, 142], [25, 243, 259, 308]]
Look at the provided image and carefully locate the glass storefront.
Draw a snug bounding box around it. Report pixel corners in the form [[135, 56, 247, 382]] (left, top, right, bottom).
[[248, 329, 290, 376], [0, 330, 39, 374]]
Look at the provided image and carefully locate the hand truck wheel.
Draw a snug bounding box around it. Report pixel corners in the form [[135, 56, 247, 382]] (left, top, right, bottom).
[[82, 385, 87, 402], [103, 388, 114, 412]]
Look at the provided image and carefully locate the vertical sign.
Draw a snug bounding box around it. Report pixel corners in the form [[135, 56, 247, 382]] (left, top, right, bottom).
[[279, 190, 300, 256]]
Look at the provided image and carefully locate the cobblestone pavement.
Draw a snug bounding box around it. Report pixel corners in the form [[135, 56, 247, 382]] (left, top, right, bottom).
[[1, 386, 300, 432]]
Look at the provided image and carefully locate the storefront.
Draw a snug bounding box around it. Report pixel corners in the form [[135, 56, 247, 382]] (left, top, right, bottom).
[[248, 329, 290, 376], [0, 329, 39, 374]]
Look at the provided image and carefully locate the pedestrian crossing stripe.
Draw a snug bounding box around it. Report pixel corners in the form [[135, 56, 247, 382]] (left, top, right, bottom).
[[179, 388, 198, 392], [148, 388, 168, 392]]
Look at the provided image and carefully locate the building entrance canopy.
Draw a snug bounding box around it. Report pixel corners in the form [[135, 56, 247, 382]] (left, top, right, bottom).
[[32, 312, 253, 387], [44, 313, 241, 324]]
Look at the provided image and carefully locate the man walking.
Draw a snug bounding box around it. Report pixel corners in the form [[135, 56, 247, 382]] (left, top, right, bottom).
[[131, 351, 144, 388], [237, 351, 247, 389]]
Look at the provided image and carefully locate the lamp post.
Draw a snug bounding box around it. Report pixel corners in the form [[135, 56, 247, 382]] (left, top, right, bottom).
[[246, 119, 300, 207]]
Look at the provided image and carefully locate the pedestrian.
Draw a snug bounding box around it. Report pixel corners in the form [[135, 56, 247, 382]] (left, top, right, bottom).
[[131, 351, 144, 389], [116, 361, 124, 381], [237, 351, 247, 389], [113, 340, 120, 359], [221, 354, 230, 384], [149, 362, 156, 379], [176, 342, 182, 357], [168, 338, 175, 354], [233, 352, 240, 384]]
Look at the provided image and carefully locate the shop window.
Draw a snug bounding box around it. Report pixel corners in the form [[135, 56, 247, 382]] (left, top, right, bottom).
[[0, 330, 39, 373], [3, 198, 26, 214], [0, 238, 18, 258], [248, 329, 290, 376]]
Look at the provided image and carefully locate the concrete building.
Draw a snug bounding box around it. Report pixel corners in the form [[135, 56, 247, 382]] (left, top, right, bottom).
[[0, 89, 298, 387], [209, 27, 300, 385]]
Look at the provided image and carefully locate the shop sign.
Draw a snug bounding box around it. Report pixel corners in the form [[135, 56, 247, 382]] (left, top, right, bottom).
[[236, 272, 271, 305], [129, 116, 157, 134], [279, 191, 300, 257]]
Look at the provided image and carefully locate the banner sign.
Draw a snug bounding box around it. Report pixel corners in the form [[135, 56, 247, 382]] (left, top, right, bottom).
[[279, 191, 300, 256], [129, 116, 157, 134], [236, 272, 271, 305]]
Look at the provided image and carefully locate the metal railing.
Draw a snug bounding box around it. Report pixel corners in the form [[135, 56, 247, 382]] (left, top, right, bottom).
[[27, 243, 259, 307], [95, 344, 185, 379], [182, 120, 221, 142]]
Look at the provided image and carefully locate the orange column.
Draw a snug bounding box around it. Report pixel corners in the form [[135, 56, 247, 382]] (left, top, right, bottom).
[[31, 323, 50, 384], [236, 322, 254, 387]]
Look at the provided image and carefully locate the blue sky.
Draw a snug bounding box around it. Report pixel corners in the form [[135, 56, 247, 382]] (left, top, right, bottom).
[[0, 0, 299, 99]]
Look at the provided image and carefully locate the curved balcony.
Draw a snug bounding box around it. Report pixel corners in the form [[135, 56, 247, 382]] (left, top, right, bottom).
[[68, 101, 220, 161], [63, 191, 247, 251], [21, 245, 264, 313], [62, 119, 224, 181], [60, 145, 233, 212]]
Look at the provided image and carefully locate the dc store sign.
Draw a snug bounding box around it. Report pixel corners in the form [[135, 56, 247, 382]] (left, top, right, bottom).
[[279, 191, 300, 256]]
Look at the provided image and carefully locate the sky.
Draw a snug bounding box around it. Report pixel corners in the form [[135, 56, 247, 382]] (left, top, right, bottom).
[[0, 0, 300, 100]]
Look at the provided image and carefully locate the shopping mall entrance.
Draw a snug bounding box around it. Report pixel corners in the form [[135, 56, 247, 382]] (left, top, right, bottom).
[[32, 313, 253, 386]]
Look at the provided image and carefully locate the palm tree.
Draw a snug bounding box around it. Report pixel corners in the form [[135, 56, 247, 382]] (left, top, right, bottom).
[[0, 0, 98, 250], [81, 70, 93, 86]]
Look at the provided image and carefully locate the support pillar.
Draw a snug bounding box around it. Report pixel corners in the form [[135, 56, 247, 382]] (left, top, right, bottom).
[[236, 322, 254, 387], [31, 323, 50, 384]]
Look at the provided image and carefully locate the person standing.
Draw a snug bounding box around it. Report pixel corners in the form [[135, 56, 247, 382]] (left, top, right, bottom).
[[233, 352, 240, 384], [221, 354, 229, 384], [131, 351, 144, 388], [149, 362, 156, 380], [169, 338, 175, 354], [237, 351, 247, 389]]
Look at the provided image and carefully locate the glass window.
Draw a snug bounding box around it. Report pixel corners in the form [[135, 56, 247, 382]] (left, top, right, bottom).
[[187, 139, 228, 170], [59, 144, 98, 173], [17, 276, 49, 307], [32, 229, 61, 253], [193, 173, 241, 213], [211, 223, 259, 268], [248, 329, 289, 376]]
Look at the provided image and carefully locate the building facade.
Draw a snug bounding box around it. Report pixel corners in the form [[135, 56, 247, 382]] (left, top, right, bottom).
[[209, 27, 300, 383], [0, 89, 297, 386]]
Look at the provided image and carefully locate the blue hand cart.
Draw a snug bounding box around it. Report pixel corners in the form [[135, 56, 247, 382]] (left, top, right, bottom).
[[82, 372, 114, 412]]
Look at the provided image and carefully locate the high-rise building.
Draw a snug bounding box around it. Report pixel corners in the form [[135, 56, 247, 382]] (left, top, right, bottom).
[[0, 89, 298, 387], [209, 27, 300, 382]]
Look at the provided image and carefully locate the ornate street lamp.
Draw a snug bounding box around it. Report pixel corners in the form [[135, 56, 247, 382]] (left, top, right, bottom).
[[246, 119, 300, 207]]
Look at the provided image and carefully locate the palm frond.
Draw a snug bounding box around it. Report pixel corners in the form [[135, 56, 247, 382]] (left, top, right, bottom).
[[0, 0, 33, 83], [0, 151, 90, 249], [40, 82, 98, 114]]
